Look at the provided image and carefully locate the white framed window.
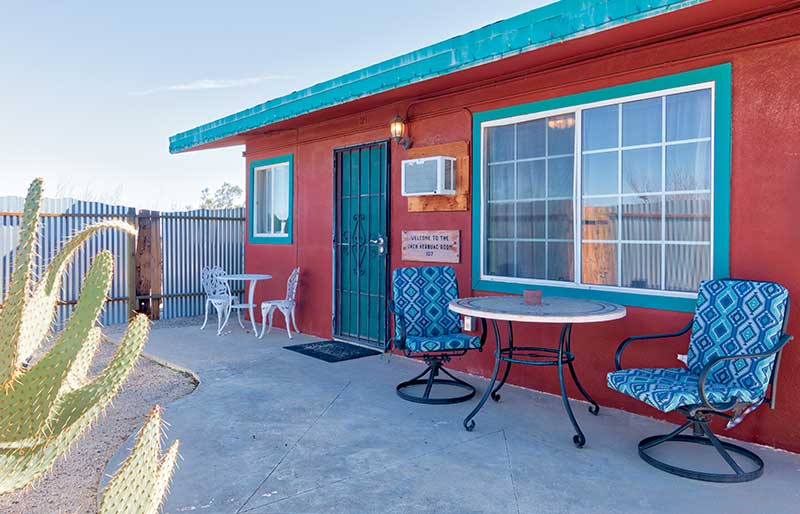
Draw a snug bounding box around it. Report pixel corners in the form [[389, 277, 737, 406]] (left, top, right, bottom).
[[480, 82, 715, 298], [253, 161, 291, 238]]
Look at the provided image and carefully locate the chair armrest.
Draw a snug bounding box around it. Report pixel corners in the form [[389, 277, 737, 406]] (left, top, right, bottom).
[[615, 321, 693, 371], [477, 317, 488, 349], [388, 300, 407, 351], [697, 333, 794, 411]]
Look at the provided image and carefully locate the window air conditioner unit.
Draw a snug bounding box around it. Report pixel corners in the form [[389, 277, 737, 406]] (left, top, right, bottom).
[[401, 156, 456, 196]]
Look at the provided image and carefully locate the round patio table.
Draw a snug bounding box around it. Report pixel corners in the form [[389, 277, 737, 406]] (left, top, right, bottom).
[[449, 295, 626, 447], [220, 274, 272, 336]]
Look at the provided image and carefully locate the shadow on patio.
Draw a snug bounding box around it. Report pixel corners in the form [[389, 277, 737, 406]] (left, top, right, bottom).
[[105, 319, 800, 514]]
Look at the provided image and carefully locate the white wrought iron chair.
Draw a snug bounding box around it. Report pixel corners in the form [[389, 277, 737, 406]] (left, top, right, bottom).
[[260, 267, 300, 339], [200, 265, 235, 336]]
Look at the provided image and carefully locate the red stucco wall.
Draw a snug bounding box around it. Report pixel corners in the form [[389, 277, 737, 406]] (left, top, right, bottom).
[[243, 12, 800, 452]]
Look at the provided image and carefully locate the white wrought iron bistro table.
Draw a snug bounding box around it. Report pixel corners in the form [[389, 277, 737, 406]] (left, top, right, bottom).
[[449, 295, 626, 447], [219, 274, 272, 336]]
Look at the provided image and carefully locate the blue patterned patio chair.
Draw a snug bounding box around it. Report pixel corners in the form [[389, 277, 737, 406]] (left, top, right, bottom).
[[608, 279, 793, 482], [389, 266, 486, 404]]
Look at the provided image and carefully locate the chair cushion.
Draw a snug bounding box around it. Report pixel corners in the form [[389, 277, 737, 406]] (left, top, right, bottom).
[[404, 333, 481, 353], [607, 368, 762, 413], [687, 279, 789, 397], [392, 266, 461, 339]]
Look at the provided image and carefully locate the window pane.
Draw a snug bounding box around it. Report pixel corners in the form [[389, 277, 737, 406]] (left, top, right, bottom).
[[666, 142, 710, 191], [517, 242, 546, 279], [622, 97, 662, 146], [485, 114, 579, 285], [582, 242, 617, 285], [666, 89, 711, 141], [487, 202, 514, 238], [548, 157, 573, 198], [263, 169, 274, 234], [548, 242, 574, 281], [621, 243, 661, 290], [273, 165, 290, 234], [665, 244, 710, 292], [487, 125, 515, 162], [583, 197, 618, 241], [582, 151, 618, 196], [516, 201, 545, 239], [488, 163, 515, 200], [254, 169, 268, 234], [516, 160, 546, 199], [583, 105, 618, 151], [622, 195, 661, 241], [547, 114, 575, 155], [517, 119, 546, 159], [665, 193, 711, 241], [547, 199, 573, 240], [622, 147, 662, 194], [487, 240, 513, 277]]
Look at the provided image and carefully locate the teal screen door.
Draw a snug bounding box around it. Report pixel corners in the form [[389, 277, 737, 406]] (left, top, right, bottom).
[[333, 141, 390, 347]]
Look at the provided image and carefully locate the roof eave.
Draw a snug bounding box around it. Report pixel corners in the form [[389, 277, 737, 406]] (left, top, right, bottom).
[[169, 0, 708, 154]]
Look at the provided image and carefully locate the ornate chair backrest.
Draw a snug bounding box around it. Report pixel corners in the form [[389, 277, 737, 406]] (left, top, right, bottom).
[[687, 279, 790, 398], [391, 266, 461, 339], [201, 266, 231, 297], [286, 267, 300, 302]]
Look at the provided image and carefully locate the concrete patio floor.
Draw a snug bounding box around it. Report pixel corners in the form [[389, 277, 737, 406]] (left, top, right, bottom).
[[105, 320, 800, 514]]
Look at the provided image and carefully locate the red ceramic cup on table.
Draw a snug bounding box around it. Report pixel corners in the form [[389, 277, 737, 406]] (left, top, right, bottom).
[[523, 289, 542, 305]]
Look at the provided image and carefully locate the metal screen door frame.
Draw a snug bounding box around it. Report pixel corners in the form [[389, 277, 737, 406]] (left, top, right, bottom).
[[332, 140, 391, 348]]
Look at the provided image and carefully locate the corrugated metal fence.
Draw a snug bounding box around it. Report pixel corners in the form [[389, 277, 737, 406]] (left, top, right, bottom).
[[160, 208, 245, 320], [0, 196, 244, 326]]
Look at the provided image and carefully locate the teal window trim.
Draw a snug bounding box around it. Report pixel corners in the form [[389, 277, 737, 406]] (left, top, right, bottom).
[[471, 63, 732, 312], [248, 154, 294, 245]]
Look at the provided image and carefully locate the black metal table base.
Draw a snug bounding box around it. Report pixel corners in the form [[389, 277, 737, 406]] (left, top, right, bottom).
[[638, 418, 764, 482], [463, 320, 599, 447], [396, 359, 476, 405]]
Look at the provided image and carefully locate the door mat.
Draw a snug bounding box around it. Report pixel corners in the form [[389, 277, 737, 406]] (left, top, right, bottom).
[[284, 340, 381, 363]]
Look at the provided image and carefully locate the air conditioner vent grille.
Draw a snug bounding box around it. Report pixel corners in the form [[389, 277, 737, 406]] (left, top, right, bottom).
[[401, 156, 457, 196], [404, 160, 438, 194]]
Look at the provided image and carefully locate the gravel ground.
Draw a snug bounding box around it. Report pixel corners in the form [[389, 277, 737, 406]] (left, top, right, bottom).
[[0, 332, 198, 514]]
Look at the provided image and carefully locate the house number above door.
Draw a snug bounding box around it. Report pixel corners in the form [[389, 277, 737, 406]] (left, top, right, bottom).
[[401, 230, 460, 264]]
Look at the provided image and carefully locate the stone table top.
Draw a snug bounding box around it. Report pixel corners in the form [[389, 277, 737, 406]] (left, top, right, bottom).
[[448, 295, 626, 324]]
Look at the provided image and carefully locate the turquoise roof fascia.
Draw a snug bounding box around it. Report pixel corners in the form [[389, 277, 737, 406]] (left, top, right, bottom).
[[169, 0, 708, 154]]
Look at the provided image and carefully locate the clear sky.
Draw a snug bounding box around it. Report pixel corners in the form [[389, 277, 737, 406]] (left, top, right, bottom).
[[0, 1, 552, 210]]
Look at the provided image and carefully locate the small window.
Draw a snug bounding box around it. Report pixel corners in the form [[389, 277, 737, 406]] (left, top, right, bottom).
[[250, 155, 293, 244]]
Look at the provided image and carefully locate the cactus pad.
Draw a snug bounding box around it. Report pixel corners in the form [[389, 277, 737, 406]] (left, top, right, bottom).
[[99, 405, 179, 514]]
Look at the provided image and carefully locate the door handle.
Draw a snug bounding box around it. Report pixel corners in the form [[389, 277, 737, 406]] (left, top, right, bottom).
[[369, 235, 386, 254]]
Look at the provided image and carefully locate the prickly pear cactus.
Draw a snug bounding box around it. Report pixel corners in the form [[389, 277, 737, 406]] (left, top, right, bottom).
[[99, 405, 179, 514], [0, 178, 151, 495]]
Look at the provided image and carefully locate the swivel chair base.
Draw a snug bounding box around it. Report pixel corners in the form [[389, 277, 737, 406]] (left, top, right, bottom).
[[396, 358, 475, 405]]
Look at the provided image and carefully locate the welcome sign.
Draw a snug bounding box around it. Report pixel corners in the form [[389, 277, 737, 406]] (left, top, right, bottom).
[[401, 230, 460, 263]]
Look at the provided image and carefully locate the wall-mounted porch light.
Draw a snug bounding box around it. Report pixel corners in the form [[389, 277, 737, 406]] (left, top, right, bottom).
[[390, 115, 412, 149]]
